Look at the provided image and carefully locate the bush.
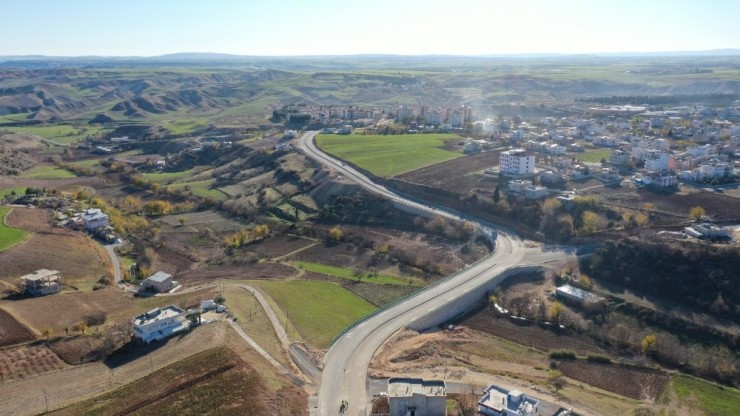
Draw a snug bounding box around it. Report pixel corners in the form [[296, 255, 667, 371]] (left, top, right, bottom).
[[549, 350, 577, 360], [586, 354, 612, 364], [83, 311, 107, 326]]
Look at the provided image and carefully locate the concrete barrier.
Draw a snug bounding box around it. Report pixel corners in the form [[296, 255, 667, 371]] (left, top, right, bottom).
[[407, 265, 542, 332]]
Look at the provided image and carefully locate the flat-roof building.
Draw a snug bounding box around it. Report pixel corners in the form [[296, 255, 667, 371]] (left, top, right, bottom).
[[140, 271, 176, 293], [132, 305, 189, 343], [478, 385, 539, 416], [388, 378, 446, 416], [555, 284, 604, 305]]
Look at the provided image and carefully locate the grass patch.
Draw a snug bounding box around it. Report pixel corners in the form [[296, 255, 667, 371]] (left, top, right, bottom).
[[664, 375, 740, 416], [143, 169, 195, 184], [0, 207, 28, 252], [0, 187, 27, 199], [291, 260, 420, 286], [8, 125, 108, 145], [170, 179, 228, 201], [246, 280, 375, 348], [20, 165, 76, 179], [316, 133, 461, 177], [576, 149, 612, 163]]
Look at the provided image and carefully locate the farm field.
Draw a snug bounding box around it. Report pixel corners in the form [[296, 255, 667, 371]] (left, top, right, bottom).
[[169, 178, 228, 201], [661, 375, 740, 416], [143, 168, 196, 184], [291, 260, 420, 286], [0, 207, 27, 252], [0, 343, 68, 382], [0, 187, 27, 199], [0, 309, 35, 346], [558, 360, 669, 401], [316, 133, 462, 177], [246, 279, 375, 348], [19, 164, 76, 179], [394, 150, 502, 192], [49, 347, 297, 416], [0, 323, 229, 416], [4, 125, 109, 145]]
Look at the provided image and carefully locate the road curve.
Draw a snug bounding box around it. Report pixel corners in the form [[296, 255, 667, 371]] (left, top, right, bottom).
[[298, 131, 563, 416]]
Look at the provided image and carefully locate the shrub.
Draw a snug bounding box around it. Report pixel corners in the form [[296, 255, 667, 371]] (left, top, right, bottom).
[[549, 350, 577, 360], [586, 354, 612, 364]]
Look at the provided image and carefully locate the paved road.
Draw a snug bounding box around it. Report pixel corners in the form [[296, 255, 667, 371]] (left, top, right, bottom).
[[298, 131, 566, 416]]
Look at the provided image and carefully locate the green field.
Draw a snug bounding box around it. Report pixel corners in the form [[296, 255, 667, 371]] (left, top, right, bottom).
[[246, 280, 375, 348], [171, 179, 229, 201], [576, 149, 612, 163], [0, 207, 28, 252], [316, 133, 461, 177], [662, 375, 740, 416], [0, 187, 27, 199], [291, 261, 421, 286], [7, 125, 108, 145], [20, 165, 76, 179]]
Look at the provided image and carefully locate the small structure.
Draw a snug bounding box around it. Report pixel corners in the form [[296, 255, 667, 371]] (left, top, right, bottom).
[[140, 271, 176, 293], [508, 180, 549, 200], [684, 223, 732, 240], [20, 269, 62, 296], [478, 385, 539, 416], [388, 378, 446, 416], [132, 305, 189, 343], [555, 284, 604, 305], [80, 208, 109, 231]]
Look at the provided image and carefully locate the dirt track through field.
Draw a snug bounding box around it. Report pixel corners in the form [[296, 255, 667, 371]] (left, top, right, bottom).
[[0, 323, 226, 416]]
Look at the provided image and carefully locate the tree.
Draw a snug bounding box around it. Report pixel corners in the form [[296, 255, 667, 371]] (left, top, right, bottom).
[[552, 376, 567, 393], [179, 217, 186, 226], [77, 321, 89, 335], [549, 302, 564, 323], [579, 211, 602, 235], [42, 327, 53, 341], [214, 294, 225, 305], [493, 186, 500, 204], [641, 334, 657, 353], [689, 206, 706, 221], [329, 227, 344, 241]]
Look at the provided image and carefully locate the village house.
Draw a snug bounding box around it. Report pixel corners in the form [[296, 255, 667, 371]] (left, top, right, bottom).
[[508, 180, 549, 199], [388, 378, 446, 416], [80, 208, 109, 231], [132, 305, 189, 344], [478, 385, 540, 416], [20, 269, 62, 296], [140, 271, 176, 293]]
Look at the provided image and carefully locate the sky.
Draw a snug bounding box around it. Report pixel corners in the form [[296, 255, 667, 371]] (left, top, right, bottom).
[[1, 0, 738, 56]]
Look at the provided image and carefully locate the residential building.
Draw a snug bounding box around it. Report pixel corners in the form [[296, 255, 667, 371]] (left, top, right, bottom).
[[478, 385, 539, 416], [540, 170, 565, 185], [388, 378, 446, 416], [593, 136, 620, 147], [80, 208, 109, 231], [396, 106, 415, 121], [132, 305, 189, 344], [645, 152, 670, 172], [686, 144, 714, 157], [20, 269, 62, 296], [508, 180, 548, 199], [684, 223, 732, 240], [556, 284, 605, 305], [699, 162, 730, 179], [499, 149, 535, 175], [140, 271, 176, 293], [647, 174, 677, 188], [609, 150, 629, 166]]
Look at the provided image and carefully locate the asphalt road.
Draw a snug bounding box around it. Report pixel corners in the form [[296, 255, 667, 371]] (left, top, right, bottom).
[[298, 131, 566, 416]]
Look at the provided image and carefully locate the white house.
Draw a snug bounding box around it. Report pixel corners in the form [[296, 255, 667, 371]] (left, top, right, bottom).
[[499, 149, 535, 175], [140, 271, 176, 293], [80, 208, 109, 231], [132, 305, 189, 344], [478, 385, 539, 416], [700, 162, 730, 179], [508, 180, 548, 199], [388, 378, 446, 416]]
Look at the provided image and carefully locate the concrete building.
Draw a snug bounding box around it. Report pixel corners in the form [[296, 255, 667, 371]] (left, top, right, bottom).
[[388, 378, 446, 416], [478, 385, 539, 416], [132, 305, 189, 344], [20, 269, 62, 296], [645, 152, 670, 172], [499, 149, 535, 175], [699, 162, 730, 179], [140, 271, 176, 293], [508, 180, 549, 199], [80, 208, 109, 231], [684, 223, 732, 240]]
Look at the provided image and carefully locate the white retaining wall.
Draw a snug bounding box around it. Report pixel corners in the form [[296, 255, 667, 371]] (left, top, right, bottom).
[[407, 265, 542, 332]]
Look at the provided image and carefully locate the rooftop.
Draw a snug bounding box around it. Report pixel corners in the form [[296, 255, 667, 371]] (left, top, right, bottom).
[[556, 284, 604, 303], [20, 269, 60, 281], [133, 305, 184, 326], [479, 385, 538, 414], [145, 271, 173, 283], [388, 378, 446, 398]]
